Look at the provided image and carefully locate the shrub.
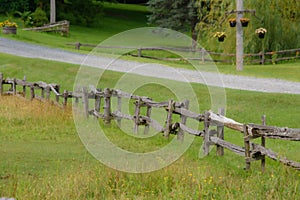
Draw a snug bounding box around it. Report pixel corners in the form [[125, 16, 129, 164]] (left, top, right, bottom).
[[31, 7, 48, 27]]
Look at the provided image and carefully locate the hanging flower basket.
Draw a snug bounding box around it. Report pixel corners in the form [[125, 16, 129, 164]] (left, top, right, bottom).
[[0, 20, 18, 34], [240, 18, 250, 27], [229, 18, 236, 27], [255, 28, 267, 39], [214, 32, 226, 42]]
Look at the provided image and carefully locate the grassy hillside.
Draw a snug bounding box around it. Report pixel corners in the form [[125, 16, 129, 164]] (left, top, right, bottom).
[[0, 53, 299, 199]]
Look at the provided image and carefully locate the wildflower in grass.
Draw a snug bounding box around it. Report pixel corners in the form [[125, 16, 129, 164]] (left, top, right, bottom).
[[188, 173, 193, 177]]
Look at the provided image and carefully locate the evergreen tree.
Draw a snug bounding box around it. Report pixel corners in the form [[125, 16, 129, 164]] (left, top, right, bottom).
[[148, 0, 199, 43]]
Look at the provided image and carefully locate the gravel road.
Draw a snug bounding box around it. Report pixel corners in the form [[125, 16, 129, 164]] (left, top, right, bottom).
[[0, 37, 299, 94]]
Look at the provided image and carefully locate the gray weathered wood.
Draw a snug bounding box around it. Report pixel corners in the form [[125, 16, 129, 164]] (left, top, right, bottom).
[[0, 73, 3, 96], [244, 124, 251, 170], [177, 99, 189, 141], [252, 143, 300, 170], [117, 96, 122, 127], [104, 88, 112, 124], [209, 111, 244, 132], [63, 90, 68, 108], [45, 86, 50, 100], [140, 116, 164, 133], [261, 115, 266, 172], [41, 88, 45, 99], [91, 110, 104, 119], [12, 78, 16, 95], [112, 111, 133, 120], [210, 136, 245, 156], [203, 112, 210, 156], [30, 86, 35, 100], [179, 123, 203, 136], [217, 108, 225, 156], [174, 107, 203, 121], [133, 98, 141, 134], [22, 76, 26, 97], [164, 100, 175, 138], [247, 124, 300, 141], [94, 89, 101, 119], [82, 87, 89, 118], [144, 105, 152, 134], [55, 85, 60, 103]]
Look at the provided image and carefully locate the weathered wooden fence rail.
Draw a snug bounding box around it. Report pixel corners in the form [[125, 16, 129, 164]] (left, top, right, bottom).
[[1, 72, 299, 171], [66, 43, 300, 64], [23, 20, 70, 36]]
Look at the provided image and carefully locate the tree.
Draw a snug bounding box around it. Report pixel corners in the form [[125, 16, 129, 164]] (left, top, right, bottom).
[[148, 0, 199, 44], [196, 0, 300, 54]]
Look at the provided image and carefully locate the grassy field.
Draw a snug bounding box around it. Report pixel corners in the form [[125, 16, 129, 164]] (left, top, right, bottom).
[[0, 53, 299, 199], [0, 2, 299, 199]]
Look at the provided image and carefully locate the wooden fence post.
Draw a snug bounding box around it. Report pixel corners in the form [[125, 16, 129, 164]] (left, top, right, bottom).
[[74, 85, 80, 108], [138, 48, 142, 57], [12, 78, 16, 95], [95, 89, 101, 114], [41, 88, 45, 99], [164, 100, 175, 138], [63, 90, 68, 108], [144, 103, 152, 135], [82, 87, 89, 118], [244, 124, 251, 170], [22, 76, 26, 97], [203, 111, 211, 156], [0, 73, 3, 96], [55, 85, 60, 103], [177, 99, 189, 141], [261, 115, 266, 172], [45, 86, 50, 100], [133, 98, 141, 134], [217, 108, 225, 156], [30, 86, 35, 100], [104, 88, 112, 124], [117, 95, 122, 128]]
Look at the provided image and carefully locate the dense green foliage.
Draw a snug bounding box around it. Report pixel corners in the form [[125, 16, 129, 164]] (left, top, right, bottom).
[[0, 0, 104, 26], [197, 0, 300, 53], [30, 7, 49, 26], [57, 0, 103, 26], [148, 0, 199, 41]]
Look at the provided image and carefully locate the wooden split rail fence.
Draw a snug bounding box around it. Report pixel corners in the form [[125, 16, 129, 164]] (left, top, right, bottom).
[[1, 72, 299, 171], [23, 20, 70, 36], [66, 43, 300, 65]]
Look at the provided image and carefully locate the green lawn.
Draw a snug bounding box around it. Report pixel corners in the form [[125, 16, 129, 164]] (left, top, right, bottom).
[[0, 53, 299, 199]]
